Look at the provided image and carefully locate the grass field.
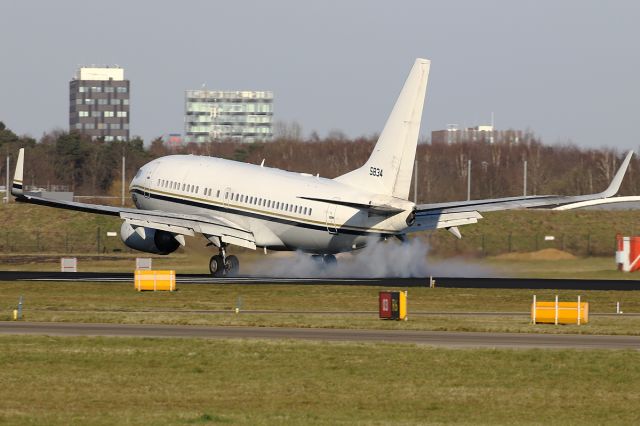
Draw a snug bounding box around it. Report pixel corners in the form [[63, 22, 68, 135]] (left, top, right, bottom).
[[1, 336, 639, 425], [2, 207, 640, 424], [2, 282, 640, 335], [0, 248, 635, 280], [2, 203, 640, 258]]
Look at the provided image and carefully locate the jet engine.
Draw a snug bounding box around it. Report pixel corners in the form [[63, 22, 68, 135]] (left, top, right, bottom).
[[120, 222, 180, 255]]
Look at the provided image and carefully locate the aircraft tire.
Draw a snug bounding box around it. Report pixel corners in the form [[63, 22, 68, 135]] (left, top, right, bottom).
[[209, 255, 225, 277], [323, 254, 337, 266], [226, 255, 240, 277]]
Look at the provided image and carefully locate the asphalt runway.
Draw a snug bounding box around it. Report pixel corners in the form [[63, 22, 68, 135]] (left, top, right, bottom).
[[1, 271, 640, 290], [1, 322, 638, 349]]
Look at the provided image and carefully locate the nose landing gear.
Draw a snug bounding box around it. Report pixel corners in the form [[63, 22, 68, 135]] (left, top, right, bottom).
[[209, 245, 240, 277]]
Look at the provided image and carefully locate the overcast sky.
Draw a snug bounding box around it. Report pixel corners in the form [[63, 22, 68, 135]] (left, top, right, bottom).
[[1, 1, 639, 149]]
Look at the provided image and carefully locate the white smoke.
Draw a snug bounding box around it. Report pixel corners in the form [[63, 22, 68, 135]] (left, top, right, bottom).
[[247, 236, 492, 278]]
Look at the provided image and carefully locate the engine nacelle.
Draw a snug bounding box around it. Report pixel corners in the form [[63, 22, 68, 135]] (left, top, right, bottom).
[[120, 222, 180, 255]]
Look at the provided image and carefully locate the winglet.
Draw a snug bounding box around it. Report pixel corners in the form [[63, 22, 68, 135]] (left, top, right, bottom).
[[11, 148, 24, 196], [600, 150, 634, 198]]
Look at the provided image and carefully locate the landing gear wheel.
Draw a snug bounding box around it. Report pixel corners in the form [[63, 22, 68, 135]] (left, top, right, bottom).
[[225, 255, 240, 277], [209, 255, 225, 277], [323, 254, 337, 266]]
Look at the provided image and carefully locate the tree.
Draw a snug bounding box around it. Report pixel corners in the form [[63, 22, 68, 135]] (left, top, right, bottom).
[[54, 131, 91, 191]]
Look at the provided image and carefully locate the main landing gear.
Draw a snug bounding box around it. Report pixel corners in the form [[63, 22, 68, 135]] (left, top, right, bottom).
[[209, 245, 240, 277], [311, 254, 337, 267]]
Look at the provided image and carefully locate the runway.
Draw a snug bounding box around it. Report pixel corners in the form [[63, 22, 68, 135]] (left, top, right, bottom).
[[1, 322, 639, 349], [1, 271, 640, 290]]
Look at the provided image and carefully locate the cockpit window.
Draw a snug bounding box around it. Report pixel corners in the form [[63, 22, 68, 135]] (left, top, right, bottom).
[[135, 168, 143, 179]]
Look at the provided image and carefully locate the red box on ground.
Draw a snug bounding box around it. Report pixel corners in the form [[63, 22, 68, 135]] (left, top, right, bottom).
[[379, 292, 393, 319]]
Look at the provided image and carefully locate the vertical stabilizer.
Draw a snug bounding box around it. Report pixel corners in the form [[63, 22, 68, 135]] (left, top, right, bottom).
[[335, 58, 430, 199], [11, 148, 24, 196]]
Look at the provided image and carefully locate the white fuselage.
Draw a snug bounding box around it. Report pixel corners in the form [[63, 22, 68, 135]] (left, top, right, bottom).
[[129, 155, 414, 254]]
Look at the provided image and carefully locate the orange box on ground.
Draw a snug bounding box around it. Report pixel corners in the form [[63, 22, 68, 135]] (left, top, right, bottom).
[[134, 270, 176, 291], [531, 301, 588, 324]]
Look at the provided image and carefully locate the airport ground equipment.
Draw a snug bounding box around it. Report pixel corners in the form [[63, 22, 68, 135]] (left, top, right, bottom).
[[531, 295, 588, 325], [60, 257, 77, 272], [379, 291, 407, 320], [134, 270, 176, 291], [135, 257, 152, 270], [615, 234, 640, 272], [12, 296, 24, 320]]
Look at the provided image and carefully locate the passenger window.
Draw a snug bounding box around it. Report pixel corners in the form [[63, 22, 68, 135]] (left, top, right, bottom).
[[196, 186, 199, 193], [309, 208, 312, 215], [217, 190, 220, 198]]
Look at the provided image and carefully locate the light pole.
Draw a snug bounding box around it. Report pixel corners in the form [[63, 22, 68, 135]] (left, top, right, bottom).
[[467, 159, 471, 201], [413, 160, 418, 203], [5, 155, 9, 204], [121, 145, 126, 206], [523, 160, 528, 196]]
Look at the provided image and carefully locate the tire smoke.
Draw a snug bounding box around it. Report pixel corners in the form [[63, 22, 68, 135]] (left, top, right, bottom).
[[247, 237, 492, 278]]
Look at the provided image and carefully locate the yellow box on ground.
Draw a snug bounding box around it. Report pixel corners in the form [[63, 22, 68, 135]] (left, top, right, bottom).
[[531, 301, 588, 324], [379, 291, 408, 320], [134, 270, 176, 291], [398, 291, 407, 320]]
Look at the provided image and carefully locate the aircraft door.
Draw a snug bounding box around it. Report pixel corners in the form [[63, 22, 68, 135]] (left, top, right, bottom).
[[143, 161, 161, 199], [325, 199, 339, 234], [223, 187, 232, 207]]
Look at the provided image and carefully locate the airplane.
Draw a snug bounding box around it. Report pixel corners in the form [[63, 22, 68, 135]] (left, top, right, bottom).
[[10, 58, 638, 276]]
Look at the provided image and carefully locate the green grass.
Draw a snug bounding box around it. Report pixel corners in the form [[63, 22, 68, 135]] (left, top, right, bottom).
[[479, 256, 631, 279], [1, 336, 639, 425], [2, 203, 640, 257], [2, 282, 640, 335], [426, 209, 640, 257]]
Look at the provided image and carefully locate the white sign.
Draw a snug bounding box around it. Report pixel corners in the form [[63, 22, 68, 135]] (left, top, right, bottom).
[[61, 257, 77, 272], [544, 235, 555, 241], [136, 258, 153, 270]]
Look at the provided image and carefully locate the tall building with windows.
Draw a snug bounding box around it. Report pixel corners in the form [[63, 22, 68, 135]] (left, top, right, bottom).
[[69, 67, 130, 141], [184, 90, 273, 143]]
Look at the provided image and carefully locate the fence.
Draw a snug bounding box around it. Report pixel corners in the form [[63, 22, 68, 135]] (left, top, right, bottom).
[[0, 227, 130, 254], [424, 232, 619, 257], [0, 226, 623, 258]]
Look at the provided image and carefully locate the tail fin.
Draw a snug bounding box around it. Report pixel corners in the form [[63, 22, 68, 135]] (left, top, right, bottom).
[[335, 58, 430, 199], [11, 148, 24, 196]]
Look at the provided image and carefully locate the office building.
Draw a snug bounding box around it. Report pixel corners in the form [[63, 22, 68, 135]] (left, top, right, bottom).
[[431, 124, 528, 144], [184, 90, 273, 143], [69, 67, 130, 141]]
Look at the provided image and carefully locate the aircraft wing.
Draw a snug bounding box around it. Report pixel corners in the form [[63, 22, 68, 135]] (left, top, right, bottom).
[[409, 150, 637, 235], [10, 148, 256, 250]]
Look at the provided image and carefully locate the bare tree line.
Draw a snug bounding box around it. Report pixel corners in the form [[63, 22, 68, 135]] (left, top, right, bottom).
[[1, 121, 637, 202]]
